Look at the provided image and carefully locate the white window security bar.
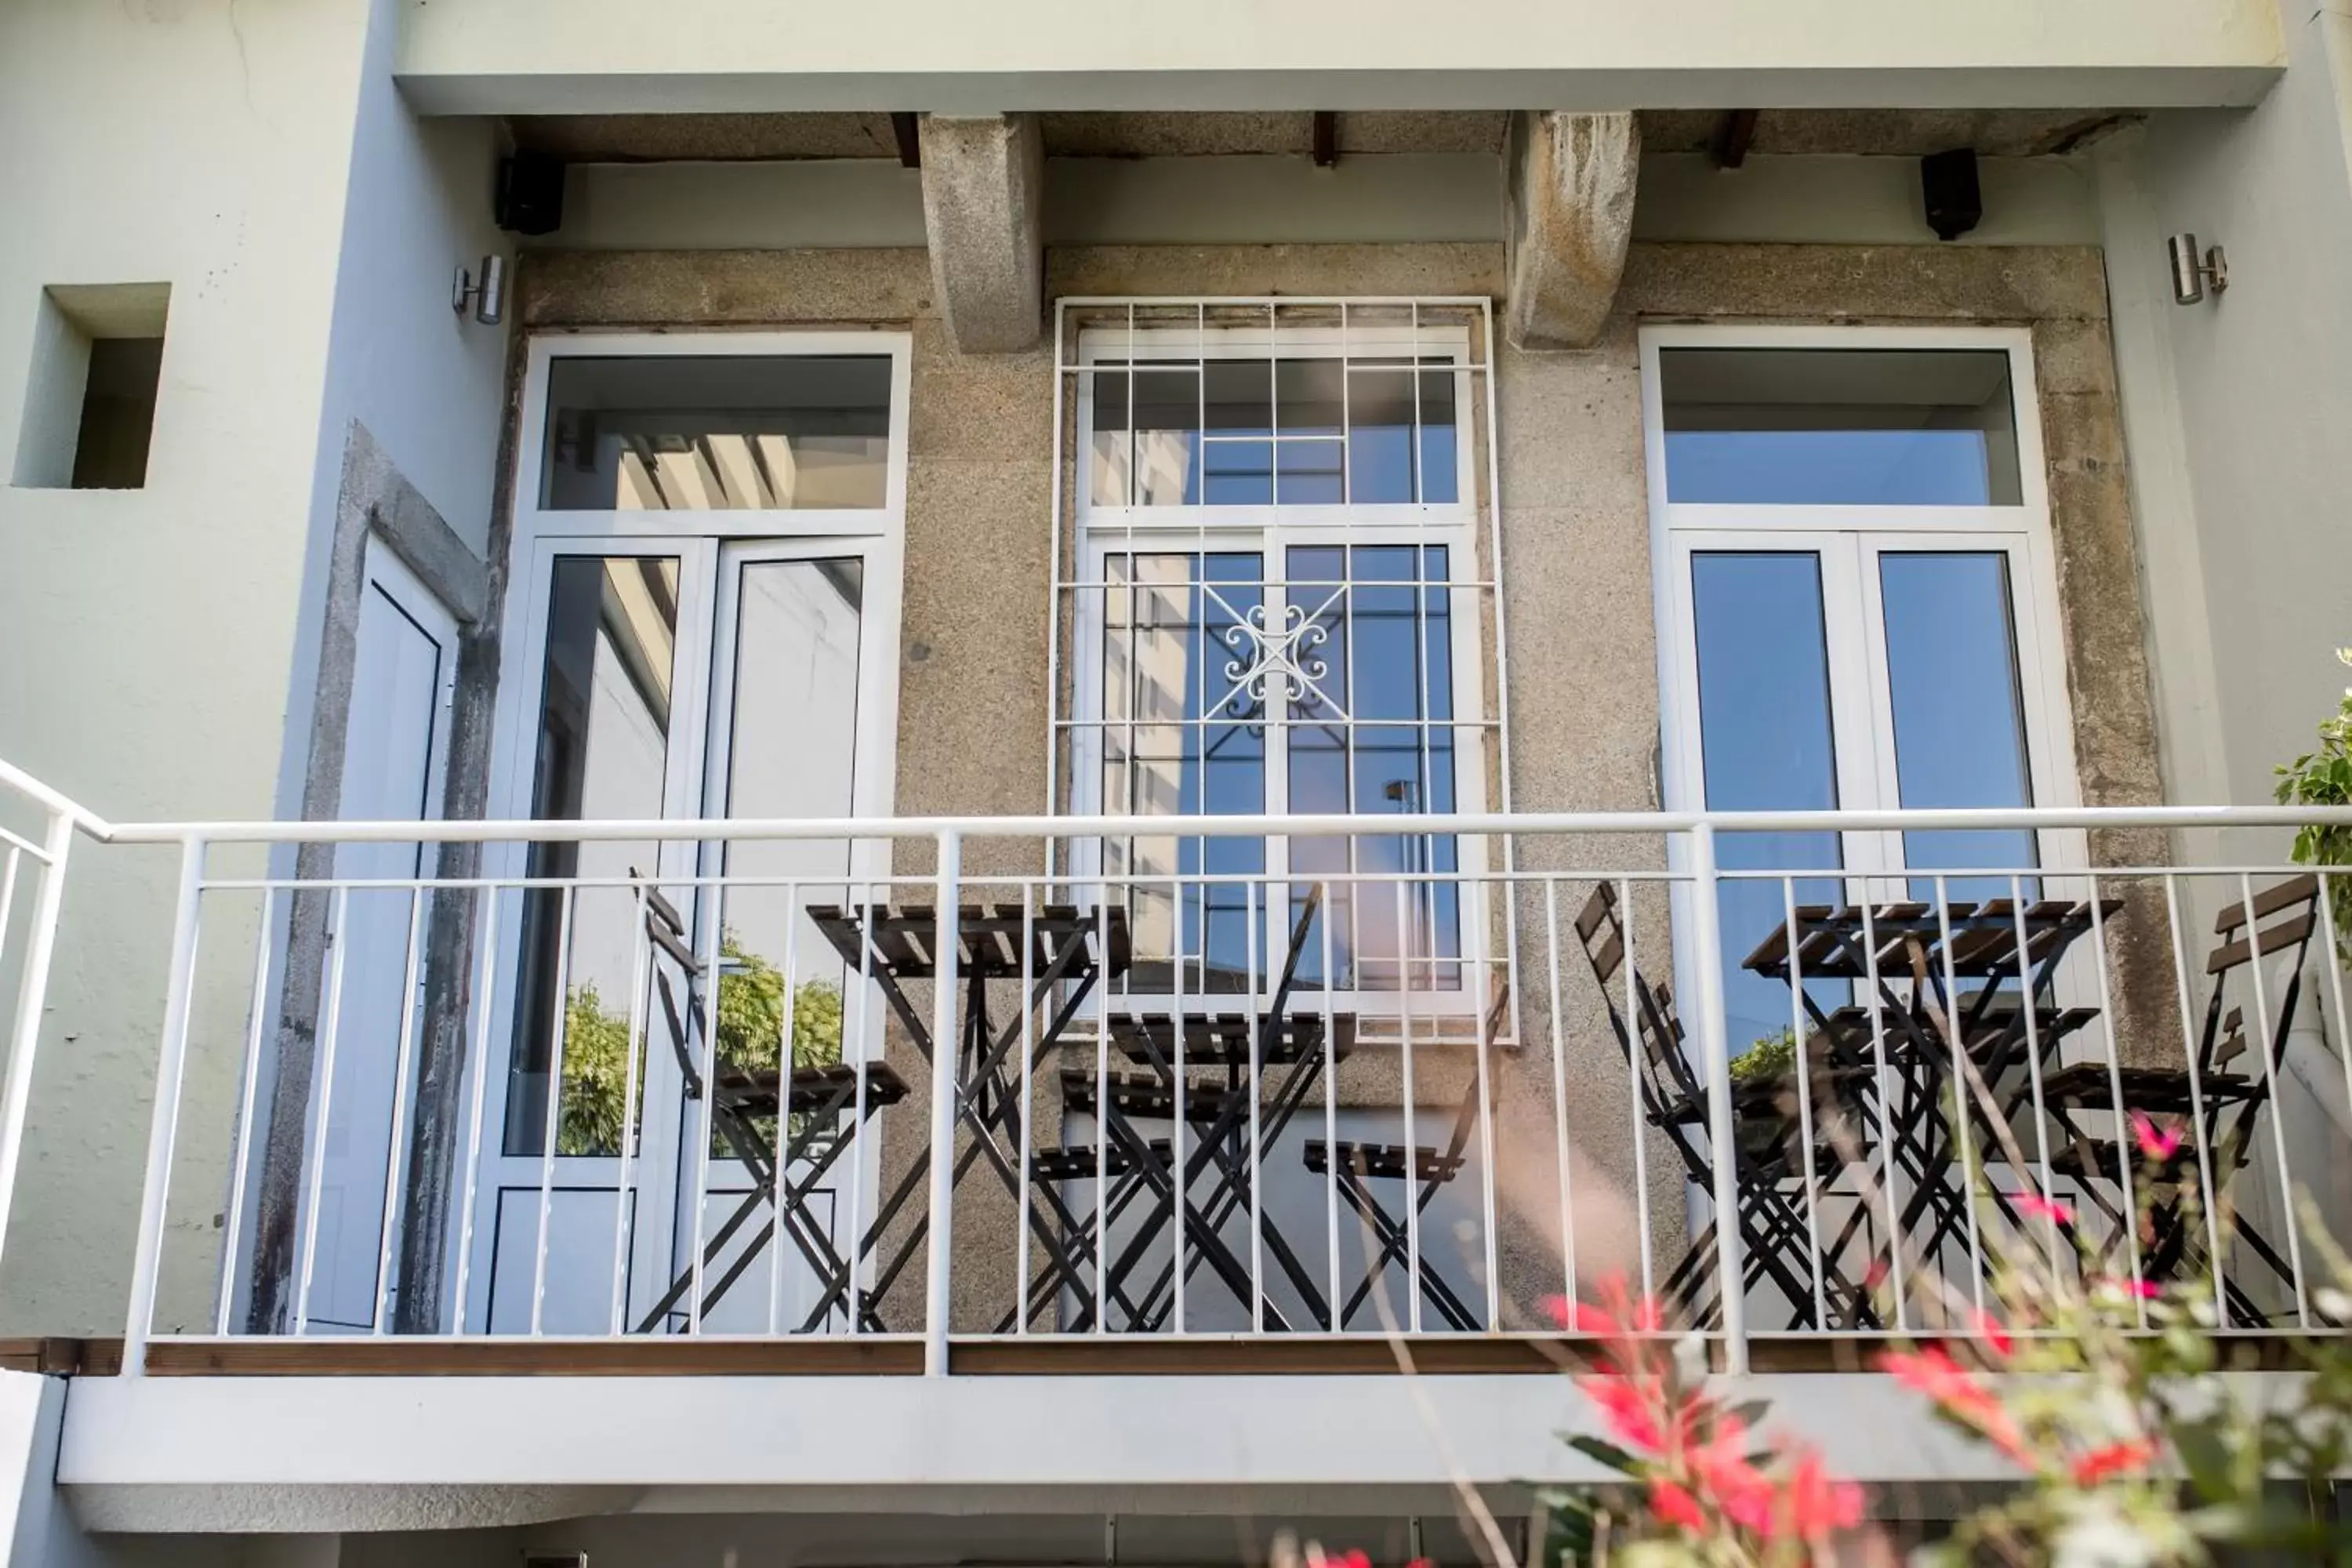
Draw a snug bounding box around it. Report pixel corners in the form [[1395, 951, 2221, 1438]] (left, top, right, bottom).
[[8, 758, 2352, 1383], [1047, 297, 1519, 1053]]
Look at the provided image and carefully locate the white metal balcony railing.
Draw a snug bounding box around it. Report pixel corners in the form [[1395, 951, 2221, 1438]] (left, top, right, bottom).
[[3, 755, 2352, 1378]]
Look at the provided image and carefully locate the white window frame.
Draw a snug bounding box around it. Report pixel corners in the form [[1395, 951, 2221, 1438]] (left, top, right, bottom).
[[1061, 307, 1501, 1025], [1641, 321, 2087, 902], [470, 330, 912, 1334]]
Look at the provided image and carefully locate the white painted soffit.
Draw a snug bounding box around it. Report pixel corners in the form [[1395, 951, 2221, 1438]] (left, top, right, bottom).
[[394, 0, 2283, 116]]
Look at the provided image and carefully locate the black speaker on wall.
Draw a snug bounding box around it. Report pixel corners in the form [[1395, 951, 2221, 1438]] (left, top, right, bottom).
[[1921, 147, 1983, 242], [495, 152, 566, 236]]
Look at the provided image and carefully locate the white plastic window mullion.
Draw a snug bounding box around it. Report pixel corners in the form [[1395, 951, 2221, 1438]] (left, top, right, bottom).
[[1411, 300, 1425, 507], [1340, 302, 1355, 506]]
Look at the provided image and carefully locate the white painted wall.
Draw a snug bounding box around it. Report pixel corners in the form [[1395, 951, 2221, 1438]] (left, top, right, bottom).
[[395, 0, 2284, 115], [0, 0, 377, 1335], [2104, 16, 2352, 824], [0, 0, 510, 1336]]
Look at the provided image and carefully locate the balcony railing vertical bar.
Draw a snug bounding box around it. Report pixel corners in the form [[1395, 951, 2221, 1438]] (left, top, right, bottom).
[[1544, 877, 1577, 1313], [216, 884, 276, 1336], [1684, 824, 1749, 1374], [2163, 871, 2231, 1327], [1319, 876, 1341, 1324], [2319, 873, 2352, 1139], [294, 884, 353, 1338], [686, 879, 727, 1336], [1933, 875, 1987, 1320], [1621, 875, 1657, 1308], [370, 886, 430, 1337], [610, 882, 653, 1339], [0, 808, 72, 1295], [1857, 895, 1907, 1334], [2237, 869, 2310, 1328], [1784, 875, 1828, 1330], [451, 884, 499, 1337], [1013, 886, 1036, 1335], [123, 835, 205, 1377], [527, 884, 577, 1339], [2085, 877, 2150, 1329], [764, 887, 798, 1337], [851, 890, 879, 1335], [2009, 876, 2063, 1278], [924, 831, 962, 1377], [1095, 890, 1113, 1335]]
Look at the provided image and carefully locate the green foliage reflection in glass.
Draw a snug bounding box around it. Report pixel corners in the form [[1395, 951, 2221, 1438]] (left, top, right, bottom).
[[2275, 646, 2352, 962], [557, 930, 844, 1156]]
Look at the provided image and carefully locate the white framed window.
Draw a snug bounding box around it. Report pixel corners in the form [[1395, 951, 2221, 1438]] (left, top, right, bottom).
[[1642, 324, 2085, 1056], [1054, 300, 1509, 1025], [469, 332, 911, 1334]]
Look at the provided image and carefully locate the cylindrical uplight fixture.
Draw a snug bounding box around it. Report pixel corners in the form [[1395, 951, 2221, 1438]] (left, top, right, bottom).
[[2168, 233, 2227, 306]]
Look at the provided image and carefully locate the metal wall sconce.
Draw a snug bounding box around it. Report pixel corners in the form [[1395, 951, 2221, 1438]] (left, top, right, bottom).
[[452, 254, 506, 325], [2168, 234, 2227, 305]]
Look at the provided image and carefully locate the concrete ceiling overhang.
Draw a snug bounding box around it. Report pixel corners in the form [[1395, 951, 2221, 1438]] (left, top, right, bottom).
[[506, 108, 2144, 164]]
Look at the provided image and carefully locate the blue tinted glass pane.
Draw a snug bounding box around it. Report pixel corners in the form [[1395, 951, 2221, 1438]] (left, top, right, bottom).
[[1283, 544, 1460, 992], [1692, 553, 1847, 1056], [1661, 348, 2020, 506], [1880, 552, 2038, 900]]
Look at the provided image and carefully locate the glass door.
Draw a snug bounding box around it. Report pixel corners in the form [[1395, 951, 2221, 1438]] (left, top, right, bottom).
[[469, 537, 899, 1334], [681, 541, 887, 1334], [472, 541, 709, 1334], [1666, 531, 2071, 1064]]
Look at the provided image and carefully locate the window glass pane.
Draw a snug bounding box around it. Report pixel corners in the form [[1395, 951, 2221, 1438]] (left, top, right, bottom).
[[1089, 369, 1132, 507], [1661, 348, 2020, 506], [509, 556, 681, 1156], [1288, 544, 1460, 993], [1101, 554, 1268, 994], [1086, 351, 1461, 507], [1691, 552, 1846, 1058], [708, 557, 866, 1156], [1131, 368, 1201, 506], [541, 356, 892, 511], [1276, 358, 1345, 437], [1879, 552, 2038, 898], [1275, 441, 1345, 504]]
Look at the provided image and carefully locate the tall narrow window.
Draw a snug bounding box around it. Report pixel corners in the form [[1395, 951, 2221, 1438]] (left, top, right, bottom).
[[1646, 328, 2077, 1062], [1057, 300, 1504, 1019]]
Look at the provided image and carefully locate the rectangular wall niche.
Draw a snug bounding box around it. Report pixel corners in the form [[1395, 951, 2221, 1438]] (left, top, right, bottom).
[[13, 282, 170, 489]]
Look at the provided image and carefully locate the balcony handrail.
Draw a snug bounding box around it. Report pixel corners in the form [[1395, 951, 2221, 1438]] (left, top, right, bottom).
[[64, 803, 2352, 846], [8, 753, 2352, 1381]]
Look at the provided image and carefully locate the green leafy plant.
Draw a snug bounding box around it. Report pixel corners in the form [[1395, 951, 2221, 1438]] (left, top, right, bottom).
[[2274, 645, 2352, 961], [1875, 1113, 2352, 1566], [1728, 1028, 1797, 1088], [557, 931, 844, 1156]]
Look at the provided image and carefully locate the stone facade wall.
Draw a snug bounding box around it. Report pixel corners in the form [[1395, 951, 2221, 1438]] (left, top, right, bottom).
[[509, 239, 2160, 1333]]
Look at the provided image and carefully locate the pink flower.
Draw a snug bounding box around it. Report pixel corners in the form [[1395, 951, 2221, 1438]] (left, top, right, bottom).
[[1650, 1476, 1707, 1532], [1972, 1308, 2014, 1359], [2099, 1276, 2161, 1300], [1862, 1257, 1891, 1290], [2016, 1192, 2076, 1228], [2132, 1112, 2184, 1163], [1673, 1414, 1784, 1537], [1879, 1347, 2035, 1469], [1784, 1448, 1866, 1541], [2069, 1439, 2157, 1485], [1581, 1375, 1666, 1453]]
